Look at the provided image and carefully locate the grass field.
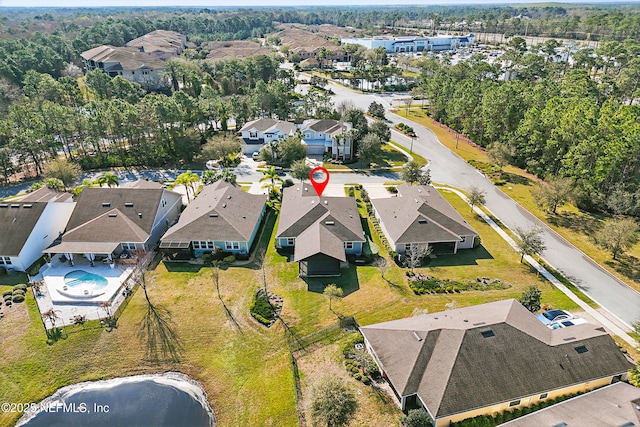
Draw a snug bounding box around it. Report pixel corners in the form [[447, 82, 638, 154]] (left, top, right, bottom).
[[397, 108, 640, 294], [0, 189, 588, 426]]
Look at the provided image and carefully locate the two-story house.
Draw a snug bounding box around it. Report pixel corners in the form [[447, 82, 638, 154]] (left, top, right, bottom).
[[238, 118, 298, 156], [299, 119, 353, 160]]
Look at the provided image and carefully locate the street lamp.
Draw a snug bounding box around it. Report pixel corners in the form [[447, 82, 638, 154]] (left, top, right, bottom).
[[410, 136, 415, 154]]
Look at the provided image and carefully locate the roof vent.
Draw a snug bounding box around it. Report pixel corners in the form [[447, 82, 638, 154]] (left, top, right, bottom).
[[552, 423, 567, 427], [222, 203, 226, 208], [102, 202, 111, 207], [125, 202, 134, 207], [210, 213, 219, 217], [23, 204, 32, 208], [138, 212, 143, 218], [227, 195, 231, 199], [473, 322, 486, 326], [324, 200, 328, 204], [412, 331, 422, 341], [108, 213, 117, 217], [418, 219, 427, 224], [0, 204, 7, 208], [481, 330, 495, 338], [414, 199, 419, 203], [618, 423, 634, 427], [574, 345, 588, 354], [325, 221, 335, 225], [562, 337, 576, 342], [11, 204, 19, 208]]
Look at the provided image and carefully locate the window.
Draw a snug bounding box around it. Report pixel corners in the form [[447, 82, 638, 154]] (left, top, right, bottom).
[[122, 243, 136, 251], [344, 242, 353, 250], [207, 242, 215, 249], [287, 238, 295, 246], [249, 131, 258, 139], [233, 242, 239, 250], [481, 330, 495, 338], [508, 400, 521, 407], [0, 257, 11, 265], [539, 393, 548, 400], [193, 242, 200, 249]]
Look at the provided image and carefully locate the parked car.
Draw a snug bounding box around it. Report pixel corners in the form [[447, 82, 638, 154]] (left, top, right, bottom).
[[252, 152, 260, 161], [205, 160, 220, 170], [535, 309, 573, 325], [549, 318, 588, 329]]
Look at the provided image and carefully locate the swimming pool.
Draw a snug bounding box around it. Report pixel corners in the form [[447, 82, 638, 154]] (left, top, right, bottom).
[[57, 270, 109, 299], [64, 270, 108, 290]]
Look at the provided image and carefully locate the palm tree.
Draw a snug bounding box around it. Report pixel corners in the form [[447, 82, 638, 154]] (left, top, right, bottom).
[[96, 172, 119, 188], [260, 166, 283, 199], [175, 170, 200, 202]]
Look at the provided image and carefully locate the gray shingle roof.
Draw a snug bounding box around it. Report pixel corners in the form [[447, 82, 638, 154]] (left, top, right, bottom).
[[17, 187, 72, 203], [161, 181, 266, 243], [61, 185, 169, 243], [277, 185, 364, 261], [239, 118, 297, 135], [0, 202, 47, 256], [125, 30, 185, 54], [360, 299, 634, 419], [300, 119, 351, 136], [81, 45, 165, 71], [370, 184, 477, 245]]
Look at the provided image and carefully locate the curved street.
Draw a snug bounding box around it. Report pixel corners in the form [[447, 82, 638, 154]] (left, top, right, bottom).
[[328, 81, 640, 328]]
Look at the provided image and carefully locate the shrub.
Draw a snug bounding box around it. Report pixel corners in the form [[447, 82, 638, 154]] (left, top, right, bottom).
[[2, 290, 12, 298], [347, 187, 355, 197], [223, 255, 236, 264], [386, 186, 398, 194], [12, 294, 25, 303], [12, 289, 25, 297], [13, 284, 27, 291], [5, 300, 11, 306], [250, 290, 275, 325]]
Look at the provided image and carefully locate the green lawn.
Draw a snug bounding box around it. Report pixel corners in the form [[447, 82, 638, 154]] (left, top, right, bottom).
[[324, 142, 409, 171], [0, 189, 584, 426]]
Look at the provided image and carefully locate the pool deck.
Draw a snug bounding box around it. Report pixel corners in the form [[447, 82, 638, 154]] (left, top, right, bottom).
[[33, 257, 138, 328]]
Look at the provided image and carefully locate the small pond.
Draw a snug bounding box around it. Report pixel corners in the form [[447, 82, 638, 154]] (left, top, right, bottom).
[[17, 372, 215, 427]]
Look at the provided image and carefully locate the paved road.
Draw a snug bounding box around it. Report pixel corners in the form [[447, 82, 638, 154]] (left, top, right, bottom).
[[329, 81, 640, 328]]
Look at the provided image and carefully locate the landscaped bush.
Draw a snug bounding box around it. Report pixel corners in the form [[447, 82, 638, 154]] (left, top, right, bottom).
[[12, 289, 25, 297], [5, 300, 11, 306], [386, 186, 398, 194], [12, 294, 24, 303], [451, 393, 583, 427], [395, 123, 416, 137], [13, 284, 27, 291], [409, 275, 510, 295], [222, 255, 236, 264], [250, 289, 276, 326], [347, 187, 355, 197], [2, 290, 12, 298]]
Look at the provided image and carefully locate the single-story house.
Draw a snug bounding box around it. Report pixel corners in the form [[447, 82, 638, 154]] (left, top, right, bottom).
[[46, 180, 182, 264], [238, 118, 298, 155], [360, 299, 635, 427], [276, 185, 364, 277], [299, 119, 353, 160], [159, 180, 267, 259], [0, 188, 75, 272], [501, 381, 640, 427], [371, 184, 478, 254]]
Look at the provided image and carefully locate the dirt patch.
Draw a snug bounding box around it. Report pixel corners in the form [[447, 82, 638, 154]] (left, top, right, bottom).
[[296, 339, 400, 427], [205, 40, 273, 61]]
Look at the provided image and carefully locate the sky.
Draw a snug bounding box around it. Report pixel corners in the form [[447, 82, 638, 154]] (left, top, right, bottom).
[[0, 0, 623, 7]]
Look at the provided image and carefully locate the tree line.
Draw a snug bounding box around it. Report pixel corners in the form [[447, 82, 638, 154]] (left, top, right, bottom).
[[414, 36, 640, 216]]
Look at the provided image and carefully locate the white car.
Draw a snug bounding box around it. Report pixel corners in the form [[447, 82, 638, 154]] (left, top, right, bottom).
[[252, 152, 260, 161], [535, 309, 573, 325], [205, 160, 220, 170]]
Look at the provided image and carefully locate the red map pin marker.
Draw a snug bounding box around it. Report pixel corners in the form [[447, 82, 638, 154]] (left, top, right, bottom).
[[310, 166, 330, 197]]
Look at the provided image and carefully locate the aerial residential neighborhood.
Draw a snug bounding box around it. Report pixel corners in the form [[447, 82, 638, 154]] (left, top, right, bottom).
[[1, 3, 640, 427]]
